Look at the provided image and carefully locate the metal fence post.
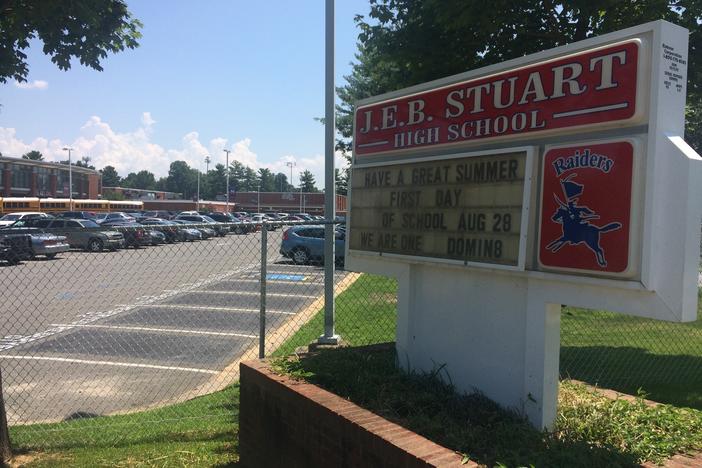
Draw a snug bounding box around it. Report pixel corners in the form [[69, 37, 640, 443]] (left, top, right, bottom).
[[259, 223, 267, 359]]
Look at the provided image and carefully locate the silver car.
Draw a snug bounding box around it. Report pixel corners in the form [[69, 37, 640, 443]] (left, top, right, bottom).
[[0, 226, 70, 259]]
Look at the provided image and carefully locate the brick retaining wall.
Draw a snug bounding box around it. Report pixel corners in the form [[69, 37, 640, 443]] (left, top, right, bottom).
[[239, 359, 471, 467]]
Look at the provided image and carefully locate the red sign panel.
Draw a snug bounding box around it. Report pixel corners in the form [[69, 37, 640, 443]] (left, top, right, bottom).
[[539, 141, 633, 273], [354, 41, 639, 157]]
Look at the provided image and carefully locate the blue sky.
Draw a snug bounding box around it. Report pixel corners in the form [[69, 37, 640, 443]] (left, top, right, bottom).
[[0, 1, 371, 186]]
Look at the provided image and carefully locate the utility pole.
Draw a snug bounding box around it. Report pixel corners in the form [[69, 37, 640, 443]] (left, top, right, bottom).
[[223, 149, 231, 213], [286, 161, 295, 191], [286, 161, 296, 211]]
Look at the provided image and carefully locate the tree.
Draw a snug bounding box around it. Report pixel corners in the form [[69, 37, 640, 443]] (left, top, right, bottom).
[[100, 165, 121, 187], [166, 161, 197, 198], [0, 369, 11, 463], [0, 0, 142, 84], [338, 1, 702, 151], [243, 167, 259, 191], [273, 172, 293, 192], [123, 170, 156, 190], [335, 168, 348, 196], [205, 164, 227, 199], [75, 156, 95, 169], [21, 150, 43, 160], [299, 170, 318, 193], [258, 168, 276, 192]]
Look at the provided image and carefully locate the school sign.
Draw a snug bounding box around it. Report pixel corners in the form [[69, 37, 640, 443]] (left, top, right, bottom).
[[346, 21, 702, 429]]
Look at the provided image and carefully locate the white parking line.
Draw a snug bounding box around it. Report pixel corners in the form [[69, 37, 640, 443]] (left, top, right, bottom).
[[49, 324, 258, 338], [225, 277, 325, 284], [0, 355, 219, 375], [194, 290, 319, 299], [0, 265, 258, 352], [146, 304, 297, 315]]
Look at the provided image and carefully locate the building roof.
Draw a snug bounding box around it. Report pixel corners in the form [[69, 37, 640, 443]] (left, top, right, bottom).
[[0, 155, 99, 175]]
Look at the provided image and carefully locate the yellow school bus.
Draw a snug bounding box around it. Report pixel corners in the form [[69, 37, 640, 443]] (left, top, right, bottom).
[[108, 200, 144, 212], [1, 197, 40, 214]]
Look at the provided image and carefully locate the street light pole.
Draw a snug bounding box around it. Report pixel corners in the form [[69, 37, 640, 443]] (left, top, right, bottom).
[[285, 161, 295, 191], [196, 165, 201, 212], [62, 147, 73, 209], [223, 149, 231, 213]]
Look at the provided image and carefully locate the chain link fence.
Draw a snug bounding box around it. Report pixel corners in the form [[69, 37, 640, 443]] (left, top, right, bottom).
[[0, 217, 700, 451], [0, 219, 396, 448]]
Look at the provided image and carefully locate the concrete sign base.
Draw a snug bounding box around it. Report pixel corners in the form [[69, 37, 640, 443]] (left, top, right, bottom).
[[352, 258, 560, 428]]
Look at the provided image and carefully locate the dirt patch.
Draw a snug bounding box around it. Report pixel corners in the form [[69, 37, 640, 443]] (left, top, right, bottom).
[[367, 292, 397, 304], [6, 452, 63, 467]]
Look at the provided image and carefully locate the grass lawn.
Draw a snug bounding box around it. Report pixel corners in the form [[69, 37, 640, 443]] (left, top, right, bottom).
[[273, 345, 702, 467], [272, 273, 398, 356], [6, 273, 702, 466], [7, 385, 240, 467], [560, 294, 702, 409]]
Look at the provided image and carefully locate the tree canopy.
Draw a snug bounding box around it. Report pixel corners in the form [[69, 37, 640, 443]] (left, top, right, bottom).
[[0, 0, 142, 84], [123, 170, 156, 190], [21, 150, 43, 161], [299, 170, 319, 193], [100, 165, 121, 187], [338, 0, 702, 151]]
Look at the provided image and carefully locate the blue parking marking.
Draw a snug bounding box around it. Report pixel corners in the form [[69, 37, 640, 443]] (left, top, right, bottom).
[[266, 274, 306, 282], [56, 292, 77, 300]]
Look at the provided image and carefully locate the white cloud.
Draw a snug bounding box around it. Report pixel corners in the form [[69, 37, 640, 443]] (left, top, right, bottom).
[[13, 80, 48, 90], [0, 114, 349, 189], [141, 112, 156, 127]]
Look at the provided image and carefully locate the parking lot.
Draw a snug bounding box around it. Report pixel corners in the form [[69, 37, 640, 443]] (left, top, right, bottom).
[[0, 230, 350, 423]]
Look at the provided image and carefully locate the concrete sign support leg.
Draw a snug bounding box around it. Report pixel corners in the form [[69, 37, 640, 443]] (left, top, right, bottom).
[[523, 289, 561, 429]]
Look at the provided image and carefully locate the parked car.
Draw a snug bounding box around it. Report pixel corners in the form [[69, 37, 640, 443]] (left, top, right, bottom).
[[0, 212, 52, 227], [147, 229, 166, 245], [250, 214, 278, 231], [205, 212, 249, 235], [100, 221, 149, 248], [95, 212, 135, 224], [280, 225, 345, 266], [174, 215, 228, 237], [0, 226, 69, 259], [142, 210, 175, 220], [54, 211, 97, 220], [0, 233, 32, 264], [171, 223, 203, 241], [30, 218, 124, 252], [138, 218, 185, 243], [172, 220, 214, 239]]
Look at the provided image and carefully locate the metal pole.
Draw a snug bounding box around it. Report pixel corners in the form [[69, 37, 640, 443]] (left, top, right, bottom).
[[196, 168, 200, 211], [259, 223, 267, 358], [223, 149, 231, 213], [320, 0, 338, 345]]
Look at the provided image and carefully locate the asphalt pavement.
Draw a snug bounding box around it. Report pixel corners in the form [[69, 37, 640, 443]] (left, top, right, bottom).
[[0, 230, 351, 424]]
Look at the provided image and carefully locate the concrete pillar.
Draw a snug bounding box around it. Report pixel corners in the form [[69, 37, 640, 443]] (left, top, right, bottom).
[[49, 172, 57, 197], [2, 166, 11, 197]]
